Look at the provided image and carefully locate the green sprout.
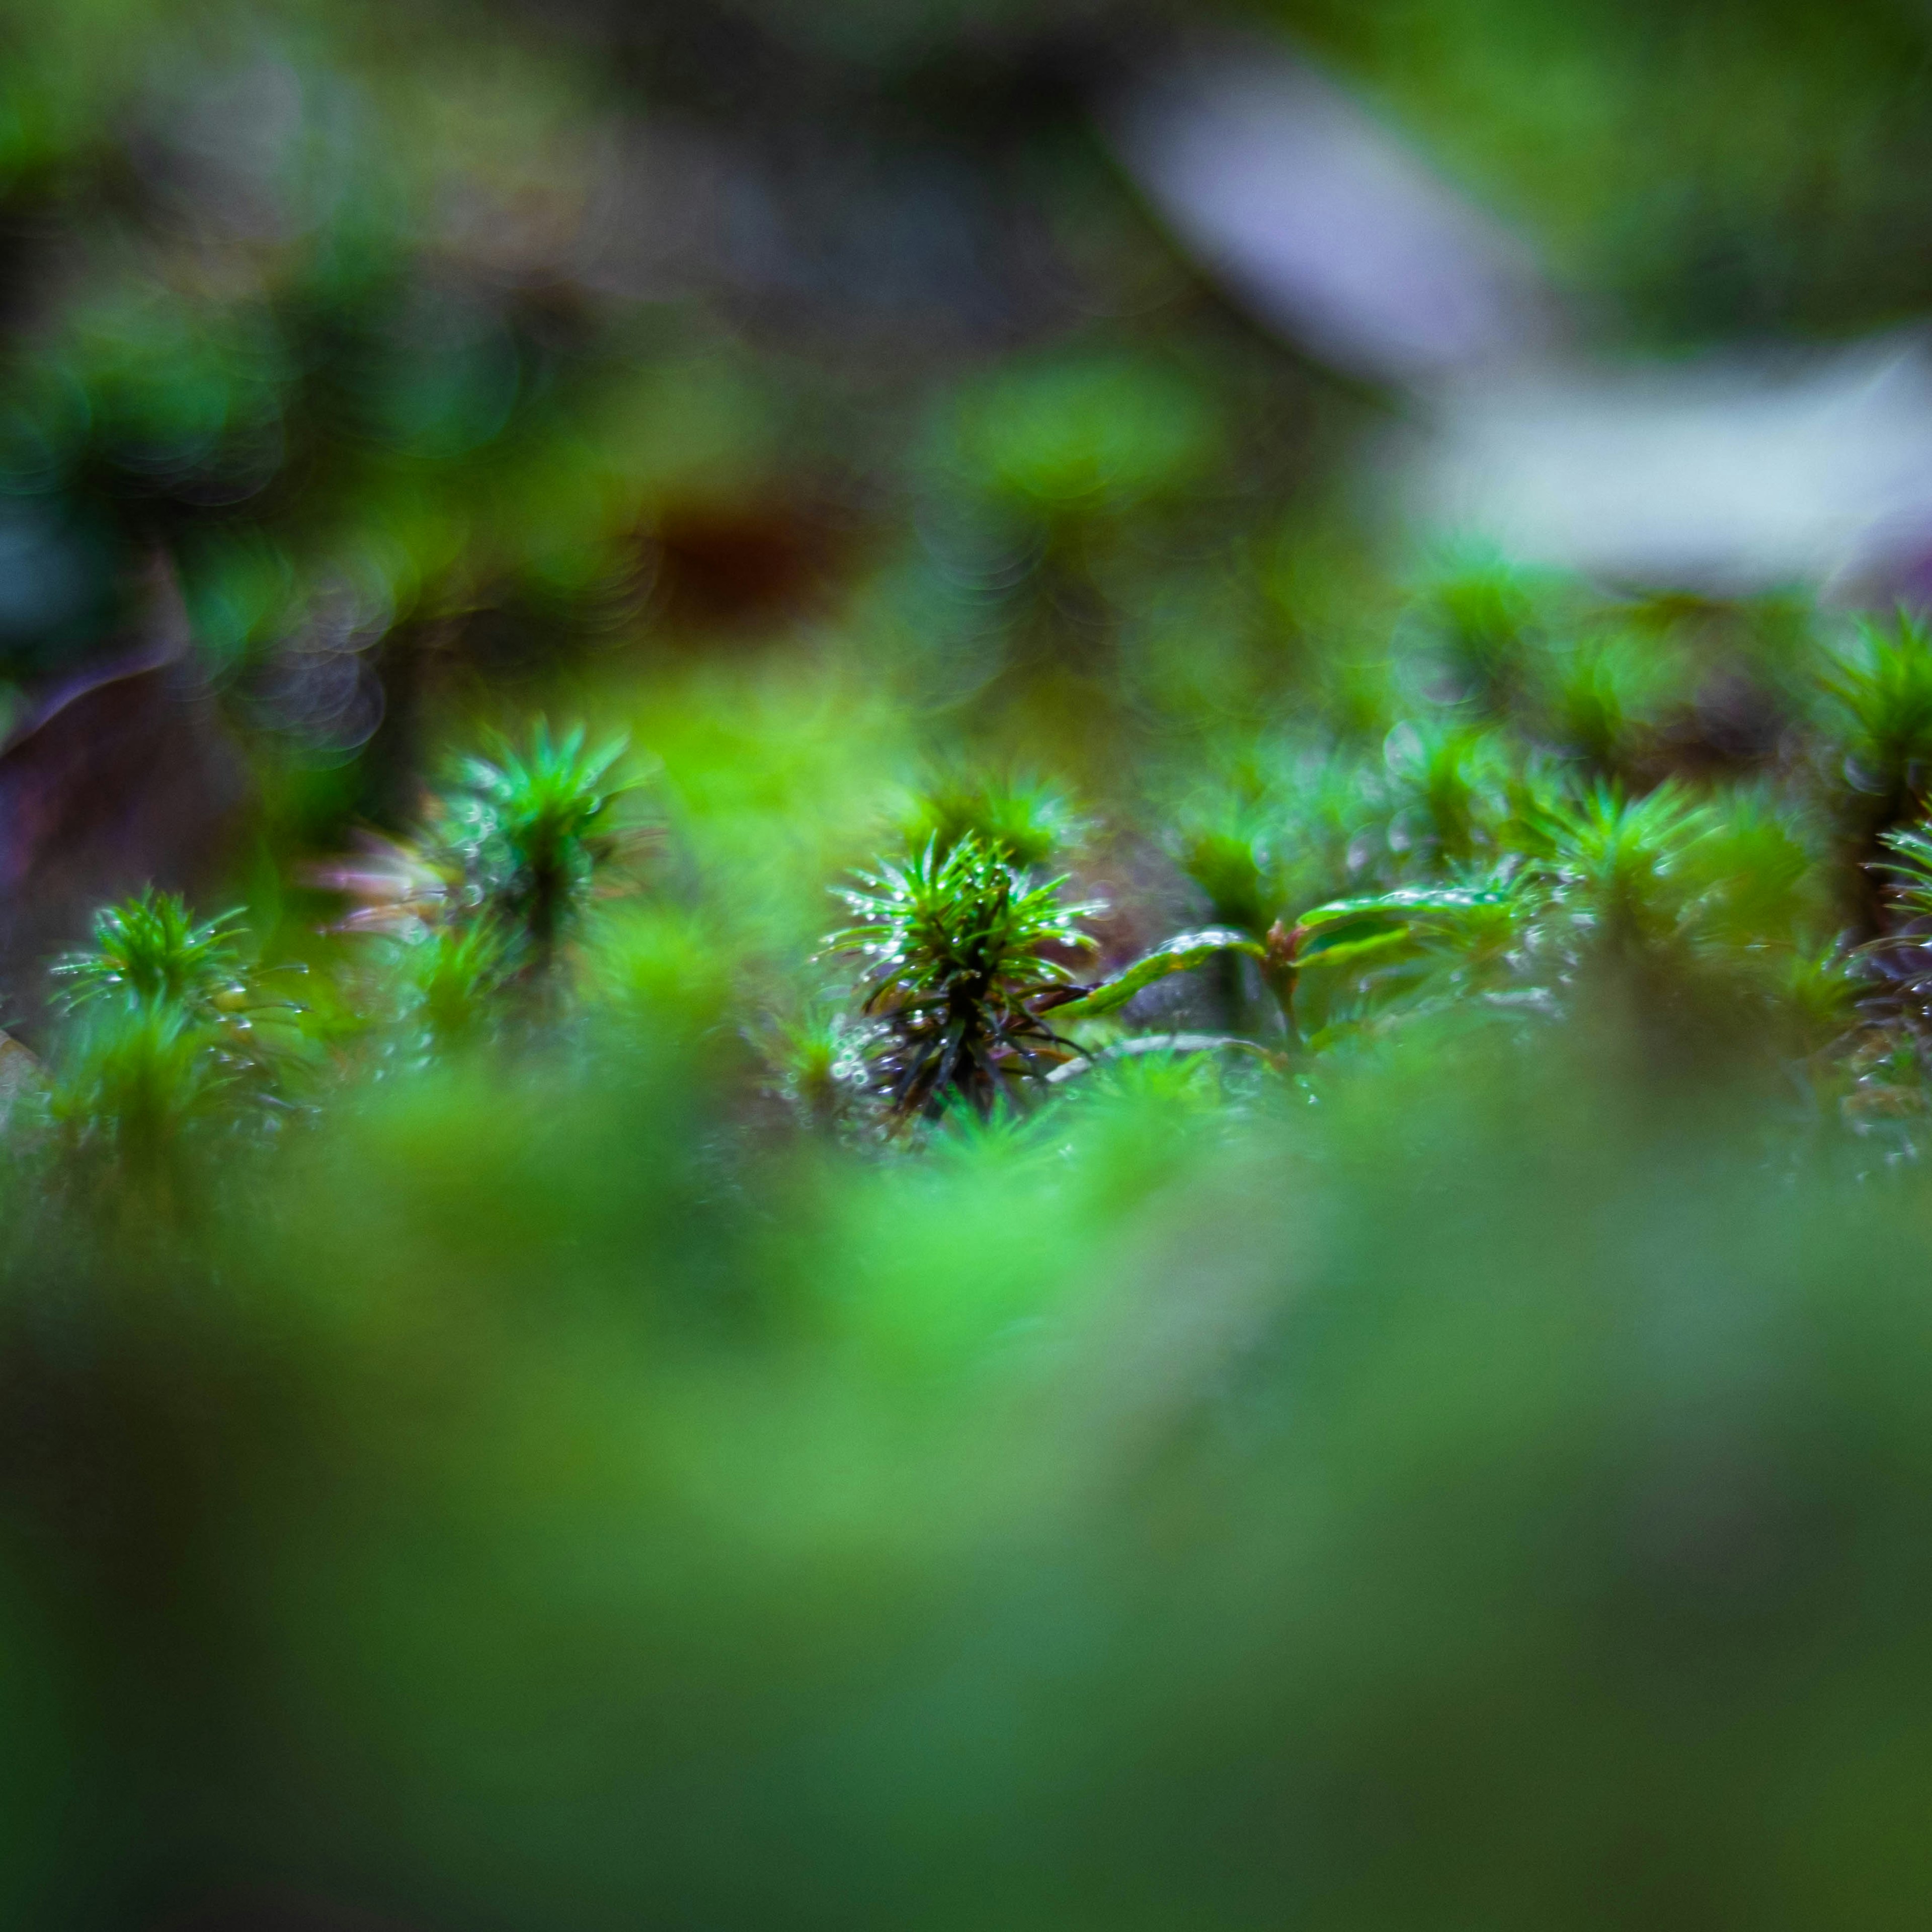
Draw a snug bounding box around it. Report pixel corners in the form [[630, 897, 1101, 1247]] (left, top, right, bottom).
[[1821, 611, 1932, 927], [50, 890, 246, 1015], [828, 834, 1099, 1123], [1875, 822, 1932, 922], [760, 1004, 866, 1130], [1171, 792, 1288, 1037], [1543, 632, 1683, 782], [438, 721, 637, 974], [900, 771, 1084, 870], [1169, 742, 1383, 1038], [41, 888, 308, 1182], [407, 919, 516, 1049], [321, 721, 648, 1044], [1822, 611, 1932, 812], [1539, 781, 1714, 957], [1863, 821, 1932, 1021], [1384, 720, 1514, 869], [1175, 800, 1283, 942], [1421, 554, 1540, 714], [1508, 782, 1831, 1050]]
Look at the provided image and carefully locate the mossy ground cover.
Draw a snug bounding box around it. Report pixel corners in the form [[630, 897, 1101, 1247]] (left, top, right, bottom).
[[10, 1, 1932, 1924], [8, 587, 1932, 1926]]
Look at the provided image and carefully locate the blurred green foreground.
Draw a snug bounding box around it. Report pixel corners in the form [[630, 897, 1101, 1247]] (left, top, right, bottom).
[[13, 1033, 1932, 1931]]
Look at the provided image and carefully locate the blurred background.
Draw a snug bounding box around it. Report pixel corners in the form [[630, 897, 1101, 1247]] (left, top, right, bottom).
[[15, 3, 1932, 1927], [9, 0, 1932, 997]]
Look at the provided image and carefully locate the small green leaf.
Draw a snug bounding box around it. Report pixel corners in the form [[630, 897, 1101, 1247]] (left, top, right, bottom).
[[1048, 929, 1263, 1021], [1291, 889, 1513, 964], [1293, 929, 1417, 974]]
